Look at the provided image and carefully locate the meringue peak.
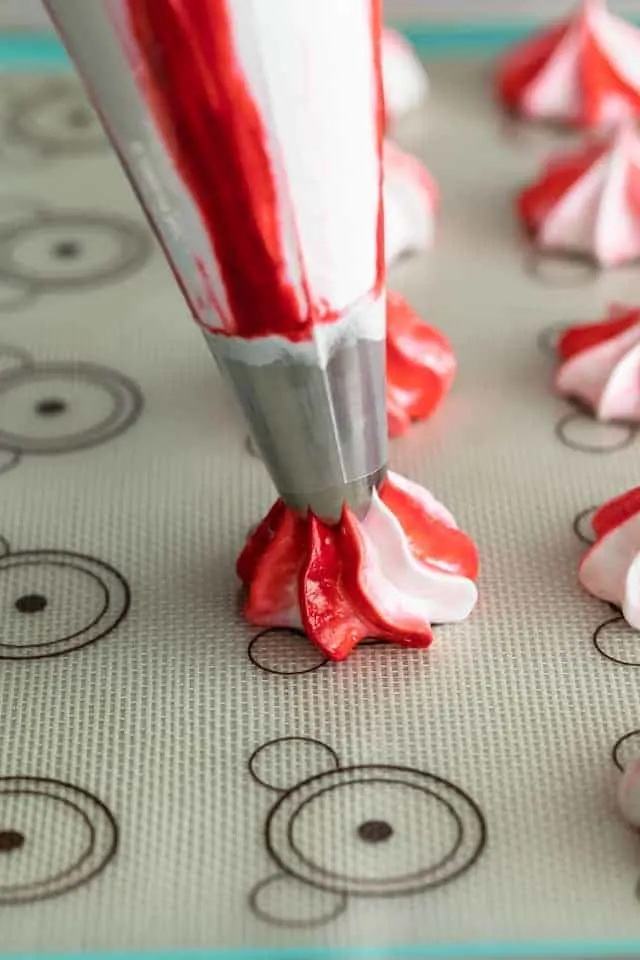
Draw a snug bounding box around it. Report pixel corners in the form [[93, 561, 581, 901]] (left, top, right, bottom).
[[580, 488, 640, 628], [237, 471, 478, 662], [556, 305, 640, 420], [518, 125, 640, 266], [381, 28, 429, 126], [497, 0, 640, 129]]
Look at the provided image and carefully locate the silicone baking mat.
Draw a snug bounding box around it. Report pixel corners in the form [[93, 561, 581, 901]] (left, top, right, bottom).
[[1, 23, 640, 960]]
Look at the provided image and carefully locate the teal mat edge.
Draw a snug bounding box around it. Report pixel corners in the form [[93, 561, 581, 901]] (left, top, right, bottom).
[[3, 941, 640, 960], [0, 15, 638, 960], [3, 16, 640, 68], [2, 17, 640, 67], [0, 23, 517, 70], [0, 17, 628, 69]]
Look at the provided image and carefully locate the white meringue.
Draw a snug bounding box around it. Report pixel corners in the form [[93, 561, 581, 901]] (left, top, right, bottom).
[[381, 28, 428, 125], [383, 140, 438, 265]]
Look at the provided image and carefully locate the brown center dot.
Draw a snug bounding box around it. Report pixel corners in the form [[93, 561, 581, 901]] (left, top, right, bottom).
[[15, 594, 48, 614], [36, 398, 67, 417], [0, 830, 25, 853], [52, 240, 81, 259], [357, 820, 393, 843]]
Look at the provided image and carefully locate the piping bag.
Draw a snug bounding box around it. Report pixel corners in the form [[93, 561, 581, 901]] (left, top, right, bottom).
[[45, 0, 478, 660]]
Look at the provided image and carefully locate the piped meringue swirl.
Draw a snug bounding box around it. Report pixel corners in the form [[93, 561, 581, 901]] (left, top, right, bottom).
[[384, 141, 438, 266], [382, 28, 429, 125], [580, 487, 640, 628], [238, 471, 479, 661], [496, 0, 640, 129], [386, 291, 456, 437], [518, 123, 640, 267], [556, 304, 640, 420]]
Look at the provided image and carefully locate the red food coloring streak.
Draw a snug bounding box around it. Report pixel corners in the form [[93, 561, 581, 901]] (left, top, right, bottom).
[[126, 0, 305, 339], [125, 0, 385, 339]]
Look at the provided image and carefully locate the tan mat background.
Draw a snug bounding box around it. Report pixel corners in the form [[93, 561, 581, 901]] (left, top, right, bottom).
[[0, 58, 639, 956]]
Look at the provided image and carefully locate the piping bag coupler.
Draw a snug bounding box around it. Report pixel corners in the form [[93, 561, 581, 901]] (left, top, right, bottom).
[[44, 0, 388, 523]]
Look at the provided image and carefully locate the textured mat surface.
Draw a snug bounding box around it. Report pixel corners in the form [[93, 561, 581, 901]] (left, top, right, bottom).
[[0, 60, 639, 956]]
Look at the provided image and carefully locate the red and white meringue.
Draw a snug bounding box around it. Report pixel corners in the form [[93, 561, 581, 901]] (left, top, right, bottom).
[[580, 487, 640, 628], [496, 0, 640, 129], [386, 291, 455, 437], [556, 304, 640, 421], [383, 141, 438, 265], [518, 123, 640, 267], [381, 28, 428, 126], [238, 471, 479, 661]]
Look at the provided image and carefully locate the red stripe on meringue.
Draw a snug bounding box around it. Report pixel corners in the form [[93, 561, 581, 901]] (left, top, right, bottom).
[[238, 471, 478, 662], [517, 142, 606, 236], [593, 487, 640, 539], [337, 508, 434, 650], [239, 503, 306, 625], [496, 22, 568, 114], [385, 291, 455, 437], [582, 28, 640, 127], [497, 2, 640, 129], [379, 475, 479, 580], [557, 308, 640, 360], [300, 515, 427, 662]]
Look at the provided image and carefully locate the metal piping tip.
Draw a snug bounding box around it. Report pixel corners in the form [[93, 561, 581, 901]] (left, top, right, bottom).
[[279, 466, 387, 523], [202, 296, 389, 525]]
